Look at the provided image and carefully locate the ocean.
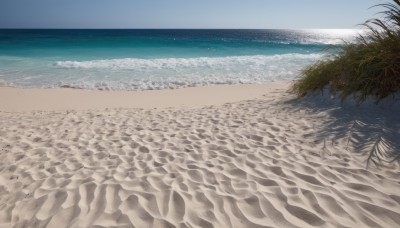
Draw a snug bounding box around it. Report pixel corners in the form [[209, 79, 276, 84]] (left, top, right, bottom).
[[0, 29, 360, 90]]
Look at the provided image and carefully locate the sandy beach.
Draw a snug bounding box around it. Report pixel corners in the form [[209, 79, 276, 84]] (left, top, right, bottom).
[[0, 82, 399, 228]]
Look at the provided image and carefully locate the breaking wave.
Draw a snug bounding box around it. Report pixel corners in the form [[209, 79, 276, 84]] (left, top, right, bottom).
[[50, 54, 324, 90], [55, 54, 323, 70], [1, 54, 324, 91]]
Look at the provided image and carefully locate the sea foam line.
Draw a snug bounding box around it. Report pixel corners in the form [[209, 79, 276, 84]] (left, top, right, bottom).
[[55, 54, 324, 70]]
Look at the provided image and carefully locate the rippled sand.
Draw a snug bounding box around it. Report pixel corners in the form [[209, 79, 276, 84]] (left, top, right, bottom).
[[0, 84, 399, 227]]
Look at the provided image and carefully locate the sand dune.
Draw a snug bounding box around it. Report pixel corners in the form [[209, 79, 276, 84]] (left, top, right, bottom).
[[0, 83, 399, 227]]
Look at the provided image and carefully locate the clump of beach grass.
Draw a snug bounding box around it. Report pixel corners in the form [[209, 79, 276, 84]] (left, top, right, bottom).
[[292, 0, 400, 103]]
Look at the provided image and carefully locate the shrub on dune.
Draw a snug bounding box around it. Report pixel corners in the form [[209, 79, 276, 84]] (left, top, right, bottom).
[[292, 0, 400, 103]]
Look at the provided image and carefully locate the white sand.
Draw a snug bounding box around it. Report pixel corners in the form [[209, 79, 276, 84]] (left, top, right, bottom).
[[0, 82, 399, 228], [0, 83, 284, 112]]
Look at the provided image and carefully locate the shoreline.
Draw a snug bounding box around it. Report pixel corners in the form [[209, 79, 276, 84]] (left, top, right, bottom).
[[0, 82, 290, 112]]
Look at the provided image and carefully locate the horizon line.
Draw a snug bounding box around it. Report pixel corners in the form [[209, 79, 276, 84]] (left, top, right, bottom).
[[0, 27, 362, 30]]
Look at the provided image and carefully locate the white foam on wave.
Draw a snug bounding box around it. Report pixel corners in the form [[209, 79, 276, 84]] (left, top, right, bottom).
[[55, 54, 323, 70], [1, 54, 325, 91], [52, 54, 325, 90]]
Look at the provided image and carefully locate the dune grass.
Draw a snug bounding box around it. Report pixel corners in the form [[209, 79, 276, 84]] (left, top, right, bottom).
[[291, 0, 400, 103]]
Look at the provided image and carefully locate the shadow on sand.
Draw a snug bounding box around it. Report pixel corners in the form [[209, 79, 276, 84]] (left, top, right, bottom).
[[283, 92, 400, 169]]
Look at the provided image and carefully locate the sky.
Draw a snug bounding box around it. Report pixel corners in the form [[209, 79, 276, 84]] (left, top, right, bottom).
[[0, 0, 384, 29]]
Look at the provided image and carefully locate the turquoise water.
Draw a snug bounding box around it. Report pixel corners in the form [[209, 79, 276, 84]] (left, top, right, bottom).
[[0, 29, 360, 90]]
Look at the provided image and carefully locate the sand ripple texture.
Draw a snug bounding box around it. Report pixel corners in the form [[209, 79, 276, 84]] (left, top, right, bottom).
[[0, 91, 399, 228]]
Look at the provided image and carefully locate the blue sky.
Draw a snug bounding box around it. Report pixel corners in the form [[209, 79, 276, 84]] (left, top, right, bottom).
[[0, 0, 383, 29]]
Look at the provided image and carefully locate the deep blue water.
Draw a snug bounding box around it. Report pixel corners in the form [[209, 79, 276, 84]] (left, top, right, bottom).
[[0, 29, 360, 90]]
